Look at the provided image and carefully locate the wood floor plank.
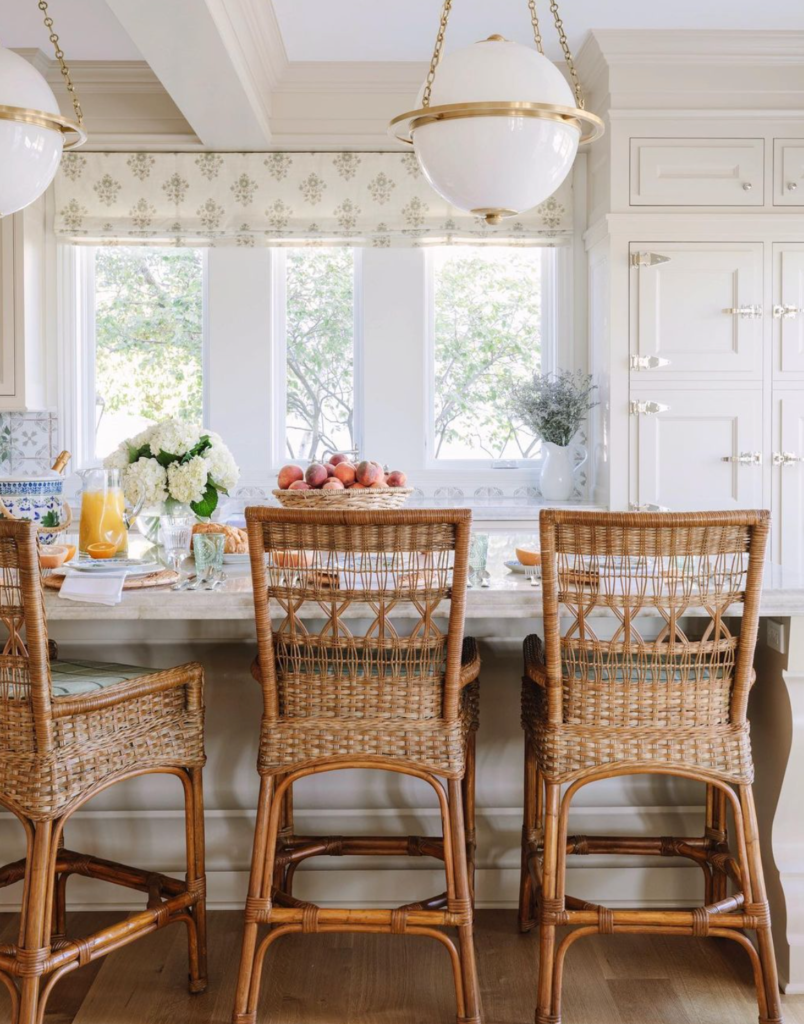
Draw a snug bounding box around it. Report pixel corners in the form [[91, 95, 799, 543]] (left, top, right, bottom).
[[44, 913, 121, 1024], [27, 910, 804, 1024]]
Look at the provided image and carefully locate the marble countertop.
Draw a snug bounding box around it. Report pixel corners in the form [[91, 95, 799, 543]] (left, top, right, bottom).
[[43, 532, 804, 621]]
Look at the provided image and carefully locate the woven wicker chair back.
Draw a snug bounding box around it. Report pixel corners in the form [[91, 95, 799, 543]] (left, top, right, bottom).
[[0, 520, 52, 756], [538, 510, 770, 732], [245, 508, 472, 725]]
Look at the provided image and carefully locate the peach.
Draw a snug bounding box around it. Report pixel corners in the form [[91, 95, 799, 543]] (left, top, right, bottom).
[[278, 464, 304, 489], [370, 480, 388, 489], [305, 462, 328, 488], [356, 460, 382, 486], [325, 462, 336, 477], [329, 453, 350, 466], [350, 482, 367, 489], [322, 478, 345, 490], [386, 470, 407, 488], [288, 480, 311, 491], [334, 461, 357, 486]]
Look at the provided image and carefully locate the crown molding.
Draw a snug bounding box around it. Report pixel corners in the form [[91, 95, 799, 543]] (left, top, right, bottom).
[[277, 61, 426, 95], [586, 28, 804, 62]]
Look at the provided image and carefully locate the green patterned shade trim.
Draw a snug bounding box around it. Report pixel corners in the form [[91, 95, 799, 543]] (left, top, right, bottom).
[[50, 659, 157, 697]]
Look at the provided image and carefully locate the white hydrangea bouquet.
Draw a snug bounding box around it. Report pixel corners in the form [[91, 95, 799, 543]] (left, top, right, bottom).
[[104, 417, 239, 519]]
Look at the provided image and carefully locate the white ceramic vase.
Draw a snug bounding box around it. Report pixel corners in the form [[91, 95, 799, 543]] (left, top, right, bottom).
[[539, 441, 587, 501]]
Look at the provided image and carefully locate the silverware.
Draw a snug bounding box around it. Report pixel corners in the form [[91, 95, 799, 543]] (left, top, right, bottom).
[[187, 571, 209, 591], [479, 570, 491, 588]]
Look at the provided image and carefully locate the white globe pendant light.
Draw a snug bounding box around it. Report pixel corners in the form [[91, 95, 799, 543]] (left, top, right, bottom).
[[0, 1, 86, 218], [390, 1, 603, 224]]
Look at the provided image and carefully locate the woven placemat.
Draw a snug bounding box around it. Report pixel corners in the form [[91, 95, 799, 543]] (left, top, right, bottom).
[[44, 568, 179, 591]]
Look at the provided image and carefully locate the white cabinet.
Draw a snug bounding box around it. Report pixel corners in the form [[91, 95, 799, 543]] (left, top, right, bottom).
[[631, 242, 763, 378], [630, 389, 764, 511], [775, 244, 804, 377], [774, 392, 804, 570], [774, 140, 804, 206], [0, 204, 49, 411], [630, 139, 764, 206]]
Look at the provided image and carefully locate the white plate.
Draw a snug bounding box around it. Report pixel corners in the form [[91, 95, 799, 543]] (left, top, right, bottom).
[[505, 559, 541, 576], [65, 559, 156, 577], [223, 552, 251, 565]]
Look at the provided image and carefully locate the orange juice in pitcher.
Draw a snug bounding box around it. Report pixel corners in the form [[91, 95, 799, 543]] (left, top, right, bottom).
[[78, 469, 141, 556]]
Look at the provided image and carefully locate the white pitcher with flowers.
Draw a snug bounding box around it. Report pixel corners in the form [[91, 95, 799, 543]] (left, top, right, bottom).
[[510, 371, 598, 502], [104, 417, 240, 540]]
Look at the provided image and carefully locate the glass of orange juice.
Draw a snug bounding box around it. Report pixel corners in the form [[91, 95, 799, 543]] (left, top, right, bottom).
[[78, 469, 137, 556]]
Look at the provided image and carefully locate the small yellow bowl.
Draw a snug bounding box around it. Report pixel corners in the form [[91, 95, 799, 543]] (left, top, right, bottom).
[[515, 546, 541, 567]]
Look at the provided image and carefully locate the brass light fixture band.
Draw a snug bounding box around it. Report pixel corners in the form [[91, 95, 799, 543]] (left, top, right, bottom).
[[389, 100, 604, 146], [0, 104, 87, 150]]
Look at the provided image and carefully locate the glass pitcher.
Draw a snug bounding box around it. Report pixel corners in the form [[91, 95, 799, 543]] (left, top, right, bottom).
[[77, 468, 143, 556]]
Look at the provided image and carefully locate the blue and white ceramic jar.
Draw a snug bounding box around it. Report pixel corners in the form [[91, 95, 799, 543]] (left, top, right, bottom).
[[0, 474, 71, 544]]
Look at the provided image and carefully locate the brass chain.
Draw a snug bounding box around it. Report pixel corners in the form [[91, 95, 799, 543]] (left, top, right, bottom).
[[549, 0, 584, 109], [527, 0, 544, 55], [37, 0, 84, 126], [422, 0, 453, 108]]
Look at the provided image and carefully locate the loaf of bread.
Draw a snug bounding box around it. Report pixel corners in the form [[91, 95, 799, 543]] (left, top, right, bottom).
[[192, 522, 249, 554]]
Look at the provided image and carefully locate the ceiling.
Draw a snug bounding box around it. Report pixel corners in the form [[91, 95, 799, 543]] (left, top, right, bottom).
[[0, 0, 141, 60], [2, 0, 804, 65], [271, 0, 804, 62]]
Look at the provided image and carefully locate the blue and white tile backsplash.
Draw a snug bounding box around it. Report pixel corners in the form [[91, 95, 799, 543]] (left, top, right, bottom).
[[0, 412, 60, 477]]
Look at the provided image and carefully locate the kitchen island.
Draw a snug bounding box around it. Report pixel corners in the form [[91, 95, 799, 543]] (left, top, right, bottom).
[[29, 534, 804, 992]]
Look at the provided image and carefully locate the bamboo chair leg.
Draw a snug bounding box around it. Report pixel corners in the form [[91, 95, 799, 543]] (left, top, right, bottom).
[[519, 732, 539, 933], [232, 776, 276, 1024], [186, 766, 208, 994], [448, 778, 482, 1024], [706, 783, 729, 903], [536, 783, 561, 1024], [739, 785, 783, 1024], [18, 820, 55, 1024], [462, 733, 477, 904]]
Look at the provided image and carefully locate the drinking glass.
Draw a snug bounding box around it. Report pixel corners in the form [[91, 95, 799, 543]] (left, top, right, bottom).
[[193, 532, 225, 582], [468, 533, 489, 587], [161, 514, 194, 589]]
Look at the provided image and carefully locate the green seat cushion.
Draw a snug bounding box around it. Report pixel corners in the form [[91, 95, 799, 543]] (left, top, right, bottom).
[[50, 659, 158, 698]]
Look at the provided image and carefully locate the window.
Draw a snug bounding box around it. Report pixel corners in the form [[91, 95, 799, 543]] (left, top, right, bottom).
[[430, 247, 548, 461], [278, 248, 358, 463], [90, 247, 205, 459]]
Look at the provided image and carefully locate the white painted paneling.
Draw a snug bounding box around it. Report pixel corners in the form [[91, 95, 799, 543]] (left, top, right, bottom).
[[0, 216, 16, 398], [775, 140, 804, 206], [776, 245, 804, 375], [630, 388, 764, 510], [630, 139, 764, 206], [632, 242, 764, 377], [776, 392, 804, 572]]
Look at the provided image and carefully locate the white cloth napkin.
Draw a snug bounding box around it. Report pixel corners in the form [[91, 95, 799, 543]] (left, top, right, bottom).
[[58, 572, 127, 606]]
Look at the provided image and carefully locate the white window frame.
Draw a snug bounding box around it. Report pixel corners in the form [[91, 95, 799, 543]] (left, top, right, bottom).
[[60, 245, 209, 472], [270, 247, 364, 468], [423, 245, 562, 472]]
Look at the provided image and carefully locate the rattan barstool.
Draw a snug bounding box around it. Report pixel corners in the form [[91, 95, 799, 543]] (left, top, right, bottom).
[[519, 509, 782, 1024], [0, 521, 207, 1024], [232, 507, 481, 1024]]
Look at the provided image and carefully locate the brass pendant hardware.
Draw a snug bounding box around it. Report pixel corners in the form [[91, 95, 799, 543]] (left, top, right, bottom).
[[631, 252, 671, 269], [773, 304, 801, 320]]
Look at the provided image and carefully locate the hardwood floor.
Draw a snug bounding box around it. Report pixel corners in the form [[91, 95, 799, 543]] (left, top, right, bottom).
[[2, 910, 803, 1024]]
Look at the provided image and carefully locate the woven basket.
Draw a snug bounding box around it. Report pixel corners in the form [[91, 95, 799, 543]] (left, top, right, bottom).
[[272, 487, 413, 510]]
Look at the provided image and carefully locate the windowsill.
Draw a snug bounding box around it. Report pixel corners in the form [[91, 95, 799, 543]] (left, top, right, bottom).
[[406, 494, 603, 521]]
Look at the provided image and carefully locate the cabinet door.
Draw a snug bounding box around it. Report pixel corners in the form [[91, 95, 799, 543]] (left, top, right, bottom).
[[776, 393, 804, 571], [630, 138, 764, 206], [774, 140, 804, 206], [631, 389, 764, 511], [632, 243, 763, 378], [0, 218, 16, 398], [775, 245, 804, 376]]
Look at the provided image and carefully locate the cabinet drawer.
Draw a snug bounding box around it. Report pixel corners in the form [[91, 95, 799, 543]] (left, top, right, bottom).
[[774, 140, 804, 206], [630, 138, 764, 206]]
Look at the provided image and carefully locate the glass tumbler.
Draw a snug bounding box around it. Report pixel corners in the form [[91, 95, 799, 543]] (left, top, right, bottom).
[[193, 532, 225, 580], [468, 532, 489, 587]]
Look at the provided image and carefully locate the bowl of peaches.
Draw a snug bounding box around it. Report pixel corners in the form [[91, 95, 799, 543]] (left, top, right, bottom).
[[273, 456, 412, 509]]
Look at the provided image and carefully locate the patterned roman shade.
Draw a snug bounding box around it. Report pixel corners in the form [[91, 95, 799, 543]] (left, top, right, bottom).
[[53, 151, 573, 247]]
